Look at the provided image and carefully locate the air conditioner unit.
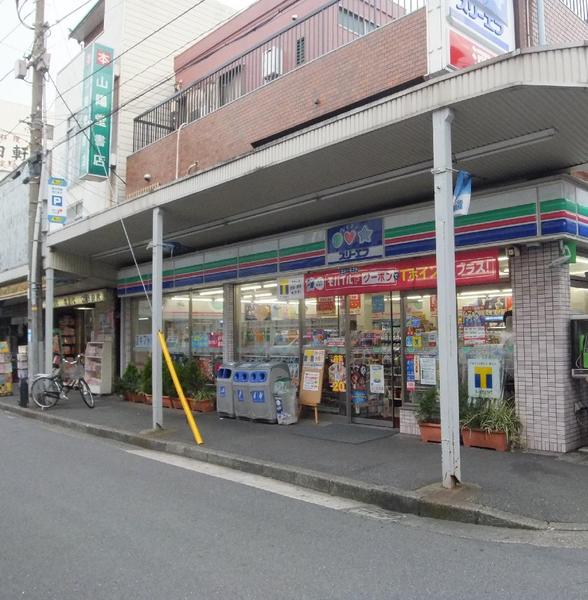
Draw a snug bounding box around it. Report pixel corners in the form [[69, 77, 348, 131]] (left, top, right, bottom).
[[262, 46, 283, 81]]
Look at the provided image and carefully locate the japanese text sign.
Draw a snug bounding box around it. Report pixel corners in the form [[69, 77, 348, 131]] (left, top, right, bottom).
[[47, 176, 68, 225], [304, 249, 499, 297], [79, 43, 114, 181]]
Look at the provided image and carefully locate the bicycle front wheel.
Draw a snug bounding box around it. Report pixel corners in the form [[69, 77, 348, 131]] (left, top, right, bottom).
[[78, 379, 94, 408], [31, 376, 60, 409]]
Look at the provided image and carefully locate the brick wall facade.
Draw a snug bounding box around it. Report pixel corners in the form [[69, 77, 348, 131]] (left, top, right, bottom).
[[517, 0, 588, 48], [511, 241, 586, 452], [126, 9, 427, 197]]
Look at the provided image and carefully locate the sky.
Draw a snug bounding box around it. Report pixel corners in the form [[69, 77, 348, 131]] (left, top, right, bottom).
[[0, 0, 255, 131]]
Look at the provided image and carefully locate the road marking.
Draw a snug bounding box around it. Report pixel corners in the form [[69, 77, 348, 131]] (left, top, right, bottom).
[[126, 448, 404, 520]]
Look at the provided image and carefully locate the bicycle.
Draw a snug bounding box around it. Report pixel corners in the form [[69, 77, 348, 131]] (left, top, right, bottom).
[[31, 354, 94, 409]]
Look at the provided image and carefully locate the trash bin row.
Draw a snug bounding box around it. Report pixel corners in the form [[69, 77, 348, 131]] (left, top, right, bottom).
[[216, 361, 298, 424]]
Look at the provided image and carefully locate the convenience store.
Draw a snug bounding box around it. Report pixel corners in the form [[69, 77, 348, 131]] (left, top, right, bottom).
[[118, 176, 588, 450]]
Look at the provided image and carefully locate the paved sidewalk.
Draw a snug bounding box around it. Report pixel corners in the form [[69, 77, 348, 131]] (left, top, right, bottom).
[[2, 394, 588, 528]]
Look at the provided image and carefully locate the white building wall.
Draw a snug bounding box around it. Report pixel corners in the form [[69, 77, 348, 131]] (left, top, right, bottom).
[[0, 166, 29, 275], [52, 0, 235, 215]]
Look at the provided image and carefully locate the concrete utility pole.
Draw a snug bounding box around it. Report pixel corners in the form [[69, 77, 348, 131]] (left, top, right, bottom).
[[151, 208, 164, 429], [27, 0, 47, 383], [432, 108, 461, 489]]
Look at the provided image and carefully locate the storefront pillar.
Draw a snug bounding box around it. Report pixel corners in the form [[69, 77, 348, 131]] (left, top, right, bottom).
[[44, 266, 54, 373], [222, 283, 235, 362], [432, 107, 461, 488], [151, 208, 163, 429]]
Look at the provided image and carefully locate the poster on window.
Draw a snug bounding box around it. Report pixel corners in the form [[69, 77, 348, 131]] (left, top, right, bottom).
[[369, 364, 385, 394], [302, 369, 321, 392], [468, 359, 502, 399], [328, 354, 346, 392], [419, 356, 437, 386]]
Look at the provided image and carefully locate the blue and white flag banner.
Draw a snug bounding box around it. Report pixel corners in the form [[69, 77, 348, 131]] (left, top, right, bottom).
[[453, 170, 472, 216]]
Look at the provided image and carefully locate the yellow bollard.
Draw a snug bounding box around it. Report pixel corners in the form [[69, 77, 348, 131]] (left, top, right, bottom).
[[157, 331, 204, 445]]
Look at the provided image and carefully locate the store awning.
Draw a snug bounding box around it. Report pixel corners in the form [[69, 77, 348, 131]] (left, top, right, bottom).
[[47, 43, 588, 270]]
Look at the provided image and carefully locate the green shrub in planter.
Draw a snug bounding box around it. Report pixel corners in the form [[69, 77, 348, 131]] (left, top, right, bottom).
[[415, 387, 440, 424], [141, 355, 152, 395], [120, 363, 142, 394]]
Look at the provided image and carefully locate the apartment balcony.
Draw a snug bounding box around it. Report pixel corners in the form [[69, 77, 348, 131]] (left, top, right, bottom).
[[127, 0, 428, 197]]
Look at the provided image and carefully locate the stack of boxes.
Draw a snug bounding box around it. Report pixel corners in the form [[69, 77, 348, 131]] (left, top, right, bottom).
[[0, 341, 12, 396], [17, 345, 28, 381]]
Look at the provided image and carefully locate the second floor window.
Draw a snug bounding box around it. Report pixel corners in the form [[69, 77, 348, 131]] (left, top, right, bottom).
[[296, 37, 306, 66], [338, 7, 377, 36], [219, 66, 242, 106]]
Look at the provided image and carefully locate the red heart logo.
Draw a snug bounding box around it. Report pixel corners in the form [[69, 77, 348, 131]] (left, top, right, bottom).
[[344, 230, 356, 245]]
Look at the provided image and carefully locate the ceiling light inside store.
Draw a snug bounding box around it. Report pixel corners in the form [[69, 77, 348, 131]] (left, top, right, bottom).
[[241, 285, 262, 291], [198, 289, 223, 296], [76, 307, 93, 311], [171, 296, 189, 301], [263, 283, 277, 288], [406, 295, 422, 300], [254, 292, 273, 297], [498, 256, 509, 262], [138, 317, 150, 321]]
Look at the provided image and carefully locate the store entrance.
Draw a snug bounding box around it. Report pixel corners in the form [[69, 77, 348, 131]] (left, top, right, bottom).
[[349, 292, 402, 425]]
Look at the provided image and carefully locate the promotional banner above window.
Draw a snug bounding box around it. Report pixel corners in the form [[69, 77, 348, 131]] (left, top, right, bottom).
[[78, 43, 114, 181], [304, 249, 499, 297]]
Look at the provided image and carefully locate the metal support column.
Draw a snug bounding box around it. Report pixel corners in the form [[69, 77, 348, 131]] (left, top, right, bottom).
[[537, 0, 546, 46], [432, 107, 461, 489], [151, 208, 163, 429], [44, 265, 54, 374]]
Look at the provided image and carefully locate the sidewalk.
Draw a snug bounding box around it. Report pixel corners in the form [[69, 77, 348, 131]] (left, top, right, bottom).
[[2, 394, 588, 529]]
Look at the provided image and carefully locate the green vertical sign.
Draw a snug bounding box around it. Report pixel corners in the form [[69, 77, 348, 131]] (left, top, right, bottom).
[[79, 43, 114, 181]]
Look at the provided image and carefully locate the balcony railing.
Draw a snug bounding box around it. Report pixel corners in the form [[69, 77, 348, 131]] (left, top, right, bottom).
[[133, 0, 425, 151]]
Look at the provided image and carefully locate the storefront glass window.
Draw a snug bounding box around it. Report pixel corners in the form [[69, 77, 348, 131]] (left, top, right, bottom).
[[191, 288, 224, 382], [163, 295, 190, 357], [304, 296, 346, 414], [238, 282, 300, 383], [349, 293, 401, 422], [130, 298, 151, 367]]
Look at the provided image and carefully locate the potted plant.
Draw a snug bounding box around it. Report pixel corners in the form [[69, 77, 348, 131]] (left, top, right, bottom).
[[182, 359, 213, 411], [141, 355, 152, 404], [461, 397, 521, 451], [188, 388, 216, 413], [120, 363, 142, 402], [415, 386, 441, 443]]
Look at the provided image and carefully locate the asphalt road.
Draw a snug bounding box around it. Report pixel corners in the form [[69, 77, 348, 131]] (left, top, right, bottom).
[[1, 411, 587, 600]]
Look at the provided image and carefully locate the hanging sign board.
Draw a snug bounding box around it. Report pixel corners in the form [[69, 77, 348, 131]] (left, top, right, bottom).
[[47, 177, 68, 225], [305, 249, 499, 297], [277, 276, 304, 300], [327, 218, 383, 265]]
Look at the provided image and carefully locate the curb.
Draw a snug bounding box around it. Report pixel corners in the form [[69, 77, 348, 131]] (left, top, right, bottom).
[[0, 403, 554, 531]]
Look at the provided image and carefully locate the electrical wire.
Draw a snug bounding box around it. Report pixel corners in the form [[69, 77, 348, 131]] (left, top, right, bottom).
[[50, 0, 95, 29], [46, 70, 152, 309], [15, 0, 34, 30]]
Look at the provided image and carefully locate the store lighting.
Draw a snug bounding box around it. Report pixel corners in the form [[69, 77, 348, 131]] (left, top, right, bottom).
[[138, 317, 150, 321], [75, 307, 94, 311], [406, 295, 422, 300], [498, 256, 509, 262], [263, 283, 278, 288], [242, 294, 252, 300], [575, 256, 588, 264], [501, 289, 512, 293], [241, 285, 262, 291], [253, 292, 273, 297], [171, 296, 189, 301], [212, 298, 224, 303], [198, 289, 223, 296]]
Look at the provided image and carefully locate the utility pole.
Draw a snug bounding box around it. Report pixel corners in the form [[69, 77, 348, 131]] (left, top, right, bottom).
[[27, 0, 47, 385]]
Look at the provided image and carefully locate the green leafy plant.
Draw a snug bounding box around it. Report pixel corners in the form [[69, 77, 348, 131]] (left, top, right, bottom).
[[120, 363, 142, 395], [141, 355, 152, 395], [162, 360, 175, 397], [182, 359, 205, 398], [415, 386, 440, 424], [461, 397, 521, 445]]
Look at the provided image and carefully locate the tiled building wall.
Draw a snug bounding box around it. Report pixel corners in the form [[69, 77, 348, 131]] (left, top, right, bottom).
[[511, 241, 586, 452], [517, 0, 588, 48], [126, 9, 427, 197]]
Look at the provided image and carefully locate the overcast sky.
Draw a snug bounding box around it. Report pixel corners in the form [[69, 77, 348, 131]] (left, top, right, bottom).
[[0, 0, 254, 115]]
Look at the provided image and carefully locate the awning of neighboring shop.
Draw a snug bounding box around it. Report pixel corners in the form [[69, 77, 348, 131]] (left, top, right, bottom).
[[47, 44, 588, 271], [0, 279, 27, 302]]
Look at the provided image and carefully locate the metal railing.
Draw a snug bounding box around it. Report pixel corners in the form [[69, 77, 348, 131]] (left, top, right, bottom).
[[560, 0, 588, 21], [133, 0, 425, 151]]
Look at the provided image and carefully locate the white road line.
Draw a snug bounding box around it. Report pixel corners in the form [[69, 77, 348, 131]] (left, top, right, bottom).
[[126, 448, 403, 520]]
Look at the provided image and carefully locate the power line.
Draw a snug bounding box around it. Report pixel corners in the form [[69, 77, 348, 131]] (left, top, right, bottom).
[[59, 0, 209, 99], [50, 0, 95, 29]]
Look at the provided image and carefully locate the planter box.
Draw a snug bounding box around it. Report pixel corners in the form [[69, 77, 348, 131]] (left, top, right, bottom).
[[462, 427, 508, 452], [171, 397, 185, 410], [419, 422, 441, 443], [188, 398, 215, 413], [143, 394, 152, 405], [126, 392, 143, 403], [162, 396, 173, 409]]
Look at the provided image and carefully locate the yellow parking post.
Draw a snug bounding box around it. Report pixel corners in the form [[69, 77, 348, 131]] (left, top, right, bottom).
[[157, 331, 204, 445]]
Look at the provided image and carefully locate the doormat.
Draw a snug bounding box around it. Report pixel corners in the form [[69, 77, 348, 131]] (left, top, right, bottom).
[[290, 423, 397, 444]]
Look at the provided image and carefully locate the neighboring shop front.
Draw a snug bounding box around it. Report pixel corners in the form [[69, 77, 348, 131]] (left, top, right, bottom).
[[118, 177, 588, 450], [53, 289, 117, 393]]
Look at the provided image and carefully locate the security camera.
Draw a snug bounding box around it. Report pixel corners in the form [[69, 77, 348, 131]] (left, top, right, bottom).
[[291, 14, 298, 20], [143, 173, 152, 182], [506, 246, 520, 258]]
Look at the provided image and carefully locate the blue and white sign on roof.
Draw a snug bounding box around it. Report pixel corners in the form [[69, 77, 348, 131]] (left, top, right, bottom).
[[327, 218, 383, 265]]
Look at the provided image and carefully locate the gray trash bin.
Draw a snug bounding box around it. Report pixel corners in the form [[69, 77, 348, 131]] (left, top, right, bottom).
[[216, 362, 240, 418], [249, 362, 291, 422], [233, 363, 256, 419], [274, 377, 298, 425]]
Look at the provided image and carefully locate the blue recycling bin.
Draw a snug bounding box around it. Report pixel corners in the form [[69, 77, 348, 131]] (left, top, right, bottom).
[[216, 362, 240, 418], [233, 363, 256, 419], [249, 362, 291, 422]]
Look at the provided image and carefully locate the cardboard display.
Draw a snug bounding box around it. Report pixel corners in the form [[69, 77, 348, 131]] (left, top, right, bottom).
[[299, 348, 325, 410]]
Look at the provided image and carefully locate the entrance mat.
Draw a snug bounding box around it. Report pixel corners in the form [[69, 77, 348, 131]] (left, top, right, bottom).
[[290, 423, 397, 444]]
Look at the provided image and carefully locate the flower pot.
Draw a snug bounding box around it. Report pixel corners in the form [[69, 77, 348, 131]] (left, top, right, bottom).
[[419, 422, 441, 443], [162, 396, 173, 409], [188, 398, 215, 413], [143, 394, 152, 405], [171, 397, 184, 410], [462, 427, 508, 452], [127, 392, 142, 403]]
